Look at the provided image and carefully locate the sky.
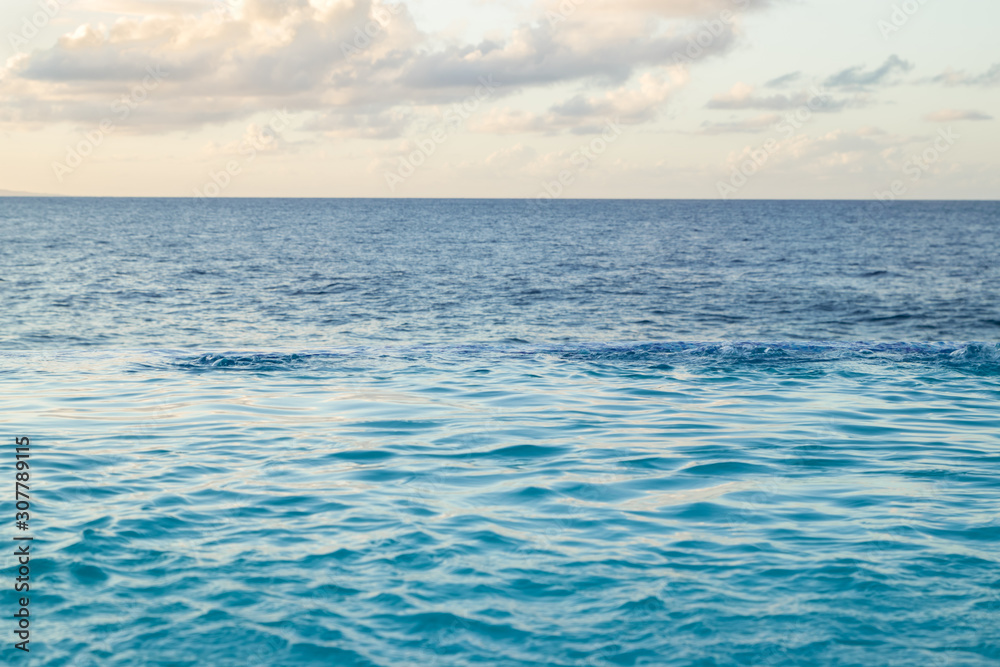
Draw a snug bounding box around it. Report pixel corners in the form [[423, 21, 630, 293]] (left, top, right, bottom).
[[0, 0, 997, 198]]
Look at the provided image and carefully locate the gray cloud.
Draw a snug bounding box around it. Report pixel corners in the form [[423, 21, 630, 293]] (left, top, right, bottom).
[[765, 71, 802, 88], [823, 54, 913, 91], [706, 56, 910, 118], [706, 84, 851, 112], [923, 109, 993, 122], [926, 63, 1000, 87]]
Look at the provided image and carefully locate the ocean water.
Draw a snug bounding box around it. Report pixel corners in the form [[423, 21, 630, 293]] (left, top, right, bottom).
[[1, 198, 999, 666]]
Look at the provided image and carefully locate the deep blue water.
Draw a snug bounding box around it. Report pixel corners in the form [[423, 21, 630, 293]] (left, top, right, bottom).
[[1, 199, 998, 666]]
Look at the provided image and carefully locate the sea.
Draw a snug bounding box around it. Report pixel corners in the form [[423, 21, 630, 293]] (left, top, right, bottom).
[[1, 198, 998, 666]]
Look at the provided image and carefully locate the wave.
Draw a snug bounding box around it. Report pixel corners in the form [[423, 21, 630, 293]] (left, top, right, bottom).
[[165, 341, 999, 365], [2, 342, 998, 374], [148, 341, 1000, 374]]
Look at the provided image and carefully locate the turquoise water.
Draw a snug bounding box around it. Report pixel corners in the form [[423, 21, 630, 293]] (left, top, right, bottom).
[[3, 343, 999, 665], [1, 199, 999, 665]]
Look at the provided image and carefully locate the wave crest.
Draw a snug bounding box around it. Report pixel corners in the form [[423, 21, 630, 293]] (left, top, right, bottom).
[[161, 342, 1000, 373]]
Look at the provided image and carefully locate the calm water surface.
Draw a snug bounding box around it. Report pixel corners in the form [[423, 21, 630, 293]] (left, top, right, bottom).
[[0, 199, 998, 665]]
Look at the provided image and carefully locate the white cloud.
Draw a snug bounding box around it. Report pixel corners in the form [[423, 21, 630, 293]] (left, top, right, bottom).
[[472, 68, 685, 134], [0, 0, 765, 138], [697, 113, 779, 134]]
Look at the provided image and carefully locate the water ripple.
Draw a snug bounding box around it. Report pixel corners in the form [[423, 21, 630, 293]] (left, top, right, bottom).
[[2, 344, 998, 665]]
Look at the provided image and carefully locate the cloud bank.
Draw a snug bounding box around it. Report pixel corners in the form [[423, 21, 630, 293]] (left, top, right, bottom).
[[0, 0, 764, 136]]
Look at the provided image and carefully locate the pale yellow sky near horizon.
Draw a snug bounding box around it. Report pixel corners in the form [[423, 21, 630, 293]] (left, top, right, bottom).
[[1, 0, 998, 199]]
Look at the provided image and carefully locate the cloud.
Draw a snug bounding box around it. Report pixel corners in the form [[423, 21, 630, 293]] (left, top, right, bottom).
[[0, 0, 759, 136], [199, 116, 298, 157], [923, 109, 993, 122], [764, 71, 801, 88], [301, 105, 421, 139], [719, 127, 920, 182], [823, 54, 913, 90], [706, 83, 850, 112], [549, 0, 776, 18], [926, 63, 1000, 87], [711, 56, 913, 119], [697, 113, 779, 134], [394, 11, 735, 91], [484, 142, 537, 170], [470, 68, 684, 134]]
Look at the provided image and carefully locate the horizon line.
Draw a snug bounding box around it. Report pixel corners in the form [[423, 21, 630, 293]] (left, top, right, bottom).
[[2, 195, 998, 203]]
